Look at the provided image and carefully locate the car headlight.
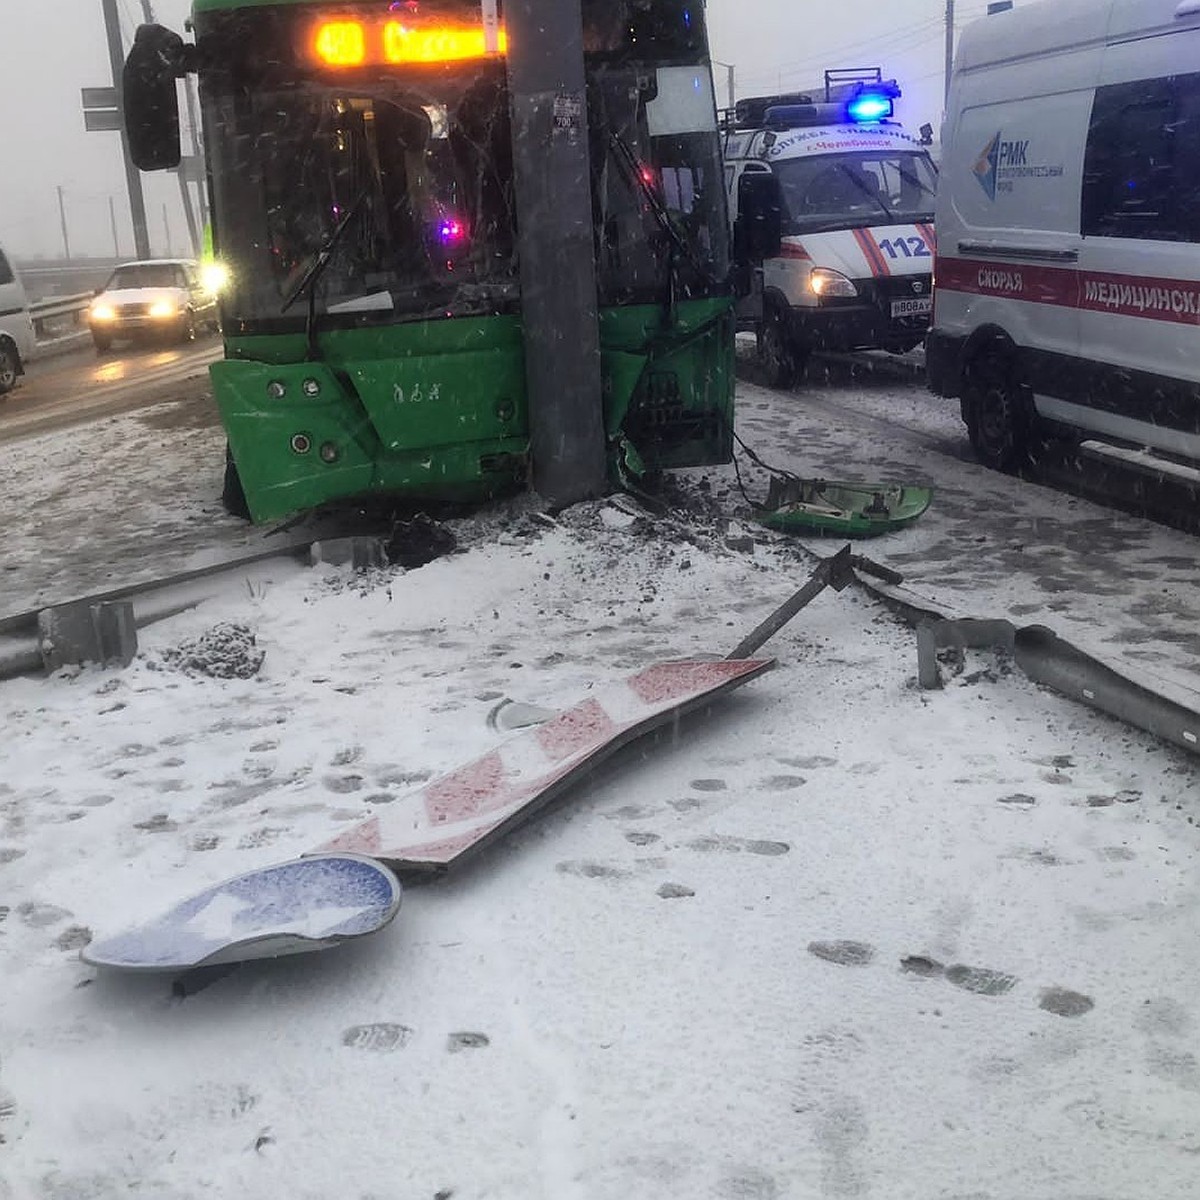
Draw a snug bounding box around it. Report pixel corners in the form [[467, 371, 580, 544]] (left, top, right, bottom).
[[149, 300, 182, 319], [90, 303, 116, 322], [809, 268, 858, 299]]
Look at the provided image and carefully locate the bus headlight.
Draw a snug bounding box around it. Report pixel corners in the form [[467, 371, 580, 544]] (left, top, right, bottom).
[[809, 268, 858, 298], [200, 261, 231, 294]]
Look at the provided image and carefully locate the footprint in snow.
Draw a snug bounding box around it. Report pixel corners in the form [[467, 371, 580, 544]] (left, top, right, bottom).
[[446, 1032, 490, 1053], [556, 860, 629, 880], [341, 1024, 413, 1052], [687, 835, 790, 857]]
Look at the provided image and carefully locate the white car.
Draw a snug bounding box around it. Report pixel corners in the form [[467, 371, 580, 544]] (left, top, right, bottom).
[[88, 259, 220, 353], [0, 244, 36, 395]]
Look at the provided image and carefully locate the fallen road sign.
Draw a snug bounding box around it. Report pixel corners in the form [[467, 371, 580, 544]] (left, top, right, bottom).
[[313, 658, 775, 874]]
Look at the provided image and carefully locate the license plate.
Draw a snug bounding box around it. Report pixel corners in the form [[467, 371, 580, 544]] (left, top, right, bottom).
[[891, 297, 933, 318]]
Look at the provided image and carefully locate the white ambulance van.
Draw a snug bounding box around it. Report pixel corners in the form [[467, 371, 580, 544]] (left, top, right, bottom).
[[928, 0, 1200, 480], [724, 72, 939, 387], [0, 243, 35, 396]]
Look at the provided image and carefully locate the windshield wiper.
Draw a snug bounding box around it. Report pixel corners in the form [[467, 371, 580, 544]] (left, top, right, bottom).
[[835, 164, 896, 223], [280, 190, 370, 315], [280, 189, 371, 359], [608, 132, 712, 299]]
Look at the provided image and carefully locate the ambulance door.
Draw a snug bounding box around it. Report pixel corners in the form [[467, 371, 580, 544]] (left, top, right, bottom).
[[1075, 19, 1200, 455]]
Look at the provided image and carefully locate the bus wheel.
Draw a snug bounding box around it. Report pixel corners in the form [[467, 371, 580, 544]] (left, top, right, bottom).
[[760, 306, 801, 390], [963, 346, 1031, 471], [0, 341, 17, 395], [221, 444, 251, 520]]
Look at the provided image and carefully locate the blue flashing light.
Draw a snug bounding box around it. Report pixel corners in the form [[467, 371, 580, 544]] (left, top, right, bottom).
[[846, 92, 894, 123], [437, 217, 466, 245]]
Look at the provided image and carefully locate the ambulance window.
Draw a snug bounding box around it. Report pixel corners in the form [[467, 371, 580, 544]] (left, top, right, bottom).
[[1175, 76, 1200, 243], [1083, 78, 1178, 241], [0, 251, 12, 287]]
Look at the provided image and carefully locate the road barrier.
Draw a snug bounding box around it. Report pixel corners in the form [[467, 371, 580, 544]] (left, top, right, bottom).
[[29, 293, 93, 341]]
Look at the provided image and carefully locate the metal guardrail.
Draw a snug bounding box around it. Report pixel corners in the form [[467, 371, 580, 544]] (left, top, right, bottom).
[[29, 293, 93, 340]]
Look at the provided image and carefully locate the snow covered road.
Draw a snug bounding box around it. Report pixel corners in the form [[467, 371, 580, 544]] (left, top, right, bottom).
[[1, 367, 1199, 1198]]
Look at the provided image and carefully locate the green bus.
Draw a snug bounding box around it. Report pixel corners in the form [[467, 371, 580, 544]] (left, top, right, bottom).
[[126, 0, 736, 522]]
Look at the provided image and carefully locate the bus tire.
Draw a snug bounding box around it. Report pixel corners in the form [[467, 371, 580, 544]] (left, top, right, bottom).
[[962, 344, 1032, 472], [760, 304, 801, 390], [0, 340, 18, 395], [221, 444, 251, 520]]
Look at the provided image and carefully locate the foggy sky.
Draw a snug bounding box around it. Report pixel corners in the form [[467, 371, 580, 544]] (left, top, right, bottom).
[[0, 0, 1022, 262]]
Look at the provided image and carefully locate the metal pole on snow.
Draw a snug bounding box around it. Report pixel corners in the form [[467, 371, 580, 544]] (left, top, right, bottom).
[[504, 0, 608, 506]]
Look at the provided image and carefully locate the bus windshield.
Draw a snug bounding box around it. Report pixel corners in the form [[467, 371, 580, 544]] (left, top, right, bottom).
[[208, 69, 518, 327], [772, 149, 938, 234]]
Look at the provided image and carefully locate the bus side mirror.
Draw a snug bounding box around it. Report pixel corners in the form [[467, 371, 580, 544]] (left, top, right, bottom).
[[735, 171, 783, 262], [123, 24, 188, 171]]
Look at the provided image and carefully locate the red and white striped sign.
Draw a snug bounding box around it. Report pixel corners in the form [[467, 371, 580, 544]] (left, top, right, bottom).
[[312, 659, 775, 873]]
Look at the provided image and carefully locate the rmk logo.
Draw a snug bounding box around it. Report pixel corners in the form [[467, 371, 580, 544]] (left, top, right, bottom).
[[973, 132, 1030, 201]]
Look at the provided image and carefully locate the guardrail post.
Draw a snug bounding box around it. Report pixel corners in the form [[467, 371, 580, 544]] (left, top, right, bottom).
[[38, 601, 138, 671]]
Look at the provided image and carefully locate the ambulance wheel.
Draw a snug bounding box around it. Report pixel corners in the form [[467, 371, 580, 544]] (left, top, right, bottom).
[[963, 345, 1031, 472], [221, 444, 251, 520], [0, 341, 18, 395], [760, 307, 802, 389]]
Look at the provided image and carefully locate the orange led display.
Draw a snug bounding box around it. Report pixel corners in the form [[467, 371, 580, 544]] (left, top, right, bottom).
[[311, 17, 506, 68], [314, 21, 367, 66], [382, 22, 508, 63]]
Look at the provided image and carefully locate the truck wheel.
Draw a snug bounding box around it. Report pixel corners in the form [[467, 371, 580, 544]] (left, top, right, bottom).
[[93, 333, 112, 354], [0, 341, 17, 395], [963, 346, 1032, 471], [221, 444, 251, 520], [760, 307, 801, 389]]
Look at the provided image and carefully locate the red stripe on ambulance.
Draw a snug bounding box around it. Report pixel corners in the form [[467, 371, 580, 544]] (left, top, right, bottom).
[[851, 228, 891, 277], [936, 257, 1200, 326]]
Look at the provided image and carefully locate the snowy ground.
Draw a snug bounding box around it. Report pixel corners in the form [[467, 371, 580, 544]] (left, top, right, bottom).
[[2, 379, 1200, 1198]]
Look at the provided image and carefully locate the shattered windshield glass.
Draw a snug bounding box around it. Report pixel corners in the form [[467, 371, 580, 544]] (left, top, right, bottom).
[[208, 71, 517, 326]]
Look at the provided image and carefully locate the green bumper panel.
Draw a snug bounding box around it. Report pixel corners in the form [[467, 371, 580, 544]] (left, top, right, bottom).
[[214, 298, 734, 523], [214, 318, 529, 523]]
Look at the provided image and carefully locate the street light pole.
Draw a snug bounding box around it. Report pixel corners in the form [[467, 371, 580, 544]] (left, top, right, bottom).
[[944, 0, 955, 105]]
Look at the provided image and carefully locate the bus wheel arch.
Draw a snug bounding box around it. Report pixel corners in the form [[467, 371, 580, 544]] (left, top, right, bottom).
[[221, 443, 251, 520], [961, 330, 1034, 472]]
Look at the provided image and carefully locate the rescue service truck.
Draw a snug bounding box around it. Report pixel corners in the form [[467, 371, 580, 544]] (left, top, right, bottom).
[[928, 0, 1200, 483], [723, 70, 939, 387]]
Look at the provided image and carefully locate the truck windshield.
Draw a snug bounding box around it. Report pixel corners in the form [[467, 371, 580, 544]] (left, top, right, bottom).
[[772, 150, 937, 234], [206, 69, 518, 329], [106, 264, 187, 290]]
